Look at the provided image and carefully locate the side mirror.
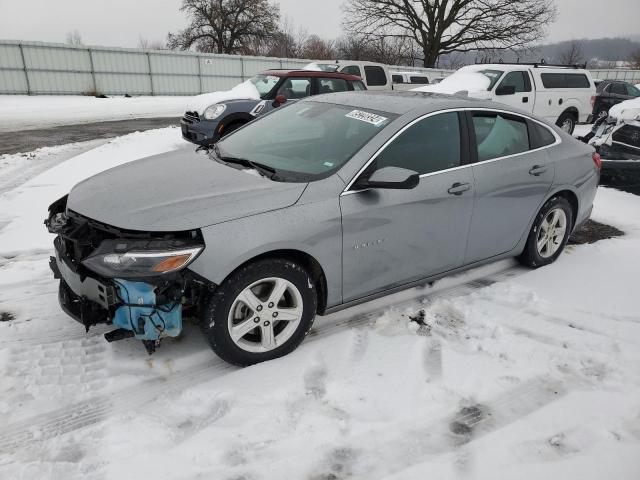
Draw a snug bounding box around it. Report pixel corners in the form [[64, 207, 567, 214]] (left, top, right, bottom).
[[354, 166, 420, 190], [273, 94, 287, 107], [496, 85, 516, 96]]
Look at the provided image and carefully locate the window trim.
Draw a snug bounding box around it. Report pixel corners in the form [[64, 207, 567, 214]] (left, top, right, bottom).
[[341, 108, 561, 196]]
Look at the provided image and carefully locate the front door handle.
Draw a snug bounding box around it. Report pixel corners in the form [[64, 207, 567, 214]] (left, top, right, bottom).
[[522, 96, 529, 103], [447, 182, 471, 195], [529, 165, 548, 176]]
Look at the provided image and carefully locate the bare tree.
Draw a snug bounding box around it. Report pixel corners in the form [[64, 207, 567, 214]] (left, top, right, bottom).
[[558, 40, 585, 66], [343, 0, 557, 67], [300, 35, 336, 60], [138, 37, 167, 50], [167, 0, 280, 54], [66, 30, 83, 46], [630, 50, 640, 69]]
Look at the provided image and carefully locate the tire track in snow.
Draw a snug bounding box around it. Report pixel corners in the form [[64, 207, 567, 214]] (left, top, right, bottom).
[[0, 265, 527, 453]]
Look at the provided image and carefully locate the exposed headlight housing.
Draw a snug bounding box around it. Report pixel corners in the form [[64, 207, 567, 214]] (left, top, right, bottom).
[[203, 103, 226, 120], [82, 239, 204, 278]]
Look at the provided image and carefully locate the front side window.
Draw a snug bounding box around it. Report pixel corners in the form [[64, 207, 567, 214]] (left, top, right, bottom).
[[364, 66, 387, 86], [341, 65, 362, 77], [498, 71, 531, 92], [318, 78, 348, 94], [473, 113, 530, 162], [276, 77, 311, 99], [392, 74, 404, 84], [626, 84, 640, 97], [371, 112, 461, 175], [216, 101, 396, 181]]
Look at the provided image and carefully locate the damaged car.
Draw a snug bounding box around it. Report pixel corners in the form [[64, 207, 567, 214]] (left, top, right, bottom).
[[46, 91, 600, 366], [582, 97, 640, 188]]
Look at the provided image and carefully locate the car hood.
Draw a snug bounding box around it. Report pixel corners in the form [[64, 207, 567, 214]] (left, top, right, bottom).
[[186, 80, 261, 115], [609, 97, 640, 122], [67, 147, 307, 232]]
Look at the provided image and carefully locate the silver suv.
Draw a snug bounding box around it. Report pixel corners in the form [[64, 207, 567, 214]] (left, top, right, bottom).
[[46, 91, 600, 365]]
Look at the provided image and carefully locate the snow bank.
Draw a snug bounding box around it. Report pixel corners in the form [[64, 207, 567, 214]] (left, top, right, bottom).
[[0, 127, 186, 257], [0, 95, 188, 132], [608, 97, 640, 121], [412, 71, 490, 95], [185, 80, 260, 114]]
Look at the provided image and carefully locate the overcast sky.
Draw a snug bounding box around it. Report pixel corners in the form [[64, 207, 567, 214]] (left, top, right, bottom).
[[0, 0, 638, 48]]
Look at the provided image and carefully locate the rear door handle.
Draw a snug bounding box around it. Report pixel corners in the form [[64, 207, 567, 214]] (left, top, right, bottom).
[[529, 165, 548, 176], [447, 182, 471, 195]]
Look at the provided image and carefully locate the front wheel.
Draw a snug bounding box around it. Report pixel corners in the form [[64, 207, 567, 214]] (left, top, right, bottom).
[[201, 258, 317, 366], [519, 197, 573, 268]]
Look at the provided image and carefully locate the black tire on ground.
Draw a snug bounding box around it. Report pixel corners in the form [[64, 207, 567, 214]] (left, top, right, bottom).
[[556, 112, 577, 134], [519, 196, 574, 268], [200, 258, 317, 366]]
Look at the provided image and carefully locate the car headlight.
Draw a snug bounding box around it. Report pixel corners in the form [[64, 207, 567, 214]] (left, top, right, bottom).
[[82, 239, 204, 278], [203, 104, 226, 120]]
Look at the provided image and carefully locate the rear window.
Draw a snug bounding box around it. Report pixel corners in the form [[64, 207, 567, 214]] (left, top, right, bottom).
[[541, 73, 591, 89], [364, 66, 388, 86]]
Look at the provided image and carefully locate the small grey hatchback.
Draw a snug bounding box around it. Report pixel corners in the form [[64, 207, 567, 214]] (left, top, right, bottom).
[[46, 91, 600, 365]]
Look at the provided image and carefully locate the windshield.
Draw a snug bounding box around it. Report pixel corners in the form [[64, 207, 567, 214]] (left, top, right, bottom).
[[478, 69, 504, 90], [249, 74, 281, 98], [215, 101, 397, 182]]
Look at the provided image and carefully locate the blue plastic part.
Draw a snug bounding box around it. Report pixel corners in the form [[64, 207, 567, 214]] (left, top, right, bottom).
[[112, 279, 182, 341]]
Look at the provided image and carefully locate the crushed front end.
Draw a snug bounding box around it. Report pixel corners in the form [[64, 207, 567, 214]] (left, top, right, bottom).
[[45, 195, 213, 354]]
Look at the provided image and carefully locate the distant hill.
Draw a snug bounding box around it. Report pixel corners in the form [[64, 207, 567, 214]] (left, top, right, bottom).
[[436, 37, 640, 68]]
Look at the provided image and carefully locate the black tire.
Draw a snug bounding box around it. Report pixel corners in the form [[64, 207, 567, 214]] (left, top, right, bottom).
[[519, 196, 574, 268], [556, 112, 577, 134], [220, 121, 244, 137], [200, 258, 317, 366]]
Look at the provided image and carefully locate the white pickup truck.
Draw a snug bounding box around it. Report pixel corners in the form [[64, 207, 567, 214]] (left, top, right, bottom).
[[305, 61, 431, 91], [417, 63, 596, 134]]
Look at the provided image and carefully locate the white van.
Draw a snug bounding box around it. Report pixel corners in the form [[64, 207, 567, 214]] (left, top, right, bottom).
[[305, 61, 394, 91], [456, 63, 596, 134]]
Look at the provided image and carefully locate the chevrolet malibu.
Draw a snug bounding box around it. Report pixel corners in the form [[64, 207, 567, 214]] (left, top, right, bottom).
[[46, 91, 600, 366]]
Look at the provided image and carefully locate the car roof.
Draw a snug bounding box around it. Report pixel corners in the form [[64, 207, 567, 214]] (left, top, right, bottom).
[[262, 69, 362, 81], [306, 90, 509, 116]]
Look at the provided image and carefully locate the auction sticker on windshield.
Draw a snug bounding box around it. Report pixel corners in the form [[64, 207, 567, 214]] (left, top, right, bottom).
[[346, 110, 389, 126]]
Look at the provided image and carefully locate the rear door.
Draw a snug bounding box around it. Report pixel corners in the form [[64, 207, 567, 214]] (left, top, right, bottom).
[[340, 111, 474, 301], [464, 110, 556, 264], [494, 70, 535, 114]]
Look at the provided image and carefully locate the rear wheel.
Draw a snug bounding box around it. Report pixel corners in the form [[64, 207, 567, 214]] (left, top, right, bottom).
[[556, 112, 577, 134], [519, 196, 573, 268], [201, 258, 317, 366]]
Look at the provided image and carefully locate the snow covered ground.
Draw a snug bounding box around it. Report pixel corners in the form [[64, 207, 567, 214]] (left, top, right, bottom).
[[0, 95, 189, 132], [0, 130, 639, 479]]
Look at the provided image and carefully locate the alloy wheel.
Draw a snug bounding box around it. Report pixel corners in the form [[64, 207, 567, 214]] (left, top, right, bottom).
[[227, 277, 304, 353], [536, 208, 567, 258]]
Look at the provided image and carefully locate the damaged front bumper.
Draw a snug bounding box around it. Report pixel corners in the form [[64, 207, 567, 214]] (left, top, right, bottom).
[[46, 197, 213, 354]]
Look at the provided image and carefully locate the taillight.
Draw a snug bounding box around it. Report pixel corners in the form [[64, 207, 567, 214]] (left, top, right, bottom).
[[592, 152, 602, 170], [590, 95, 596, 109]]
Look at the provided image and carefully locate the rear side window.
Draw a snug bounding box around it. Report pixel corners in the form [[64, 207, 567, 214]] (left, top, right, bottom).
[[541, 73, 591, 89], [611, 83, 627, 95], [341, 65, 361, 77], [627, 84, 640, 97], [529, 122, 557, 149], [373, 112, 461, 175], [392, 74, 404, 84], [499, 71, 532, 92], [318, 78, 348, 94], [472, 113, 530, 161], [364, 66, 388, 86], [410, 76, 429, 84]]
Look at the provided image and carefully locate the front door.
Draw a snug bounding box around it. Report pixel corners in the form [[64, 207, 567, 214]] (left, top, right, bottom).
[[465, 110, 555, 263], [340, 111, 475, 302], [494, 71, 535, 114]]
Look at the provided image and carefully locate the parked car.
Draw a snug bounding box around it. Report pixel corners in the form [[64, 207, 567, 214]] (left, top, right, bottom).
[[440, 63, 596, 134], [181, 70, 366, 146], [587, 79, 640, 123], [46, 91, 599, 365], [584, 97, 640, 159], [391, 71, 430, 90]]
